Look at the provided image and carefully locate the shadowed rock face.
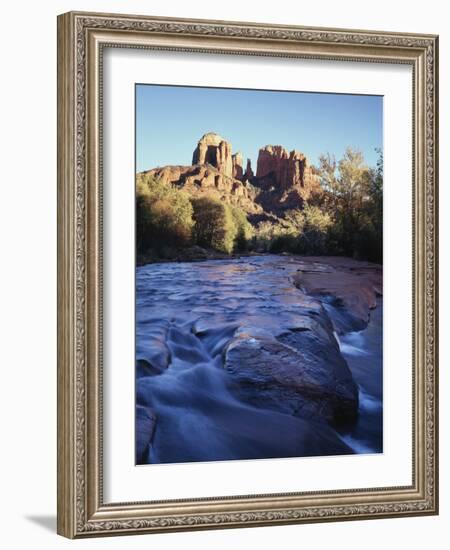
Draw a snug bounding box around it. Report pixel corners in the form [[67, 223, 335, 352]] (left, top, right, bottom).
[[245, 158, 254, 180], [232, 151, 243, 180]]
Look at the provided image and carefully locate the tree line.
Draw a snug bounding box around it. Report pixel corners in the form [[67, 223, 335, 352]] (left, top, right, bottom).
[[136, 147, 383, 263]]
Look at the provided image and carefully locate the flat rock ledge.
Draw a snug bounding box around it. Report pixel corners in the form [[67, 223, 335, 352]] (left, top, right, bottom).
[[292, 256, 382, 333]]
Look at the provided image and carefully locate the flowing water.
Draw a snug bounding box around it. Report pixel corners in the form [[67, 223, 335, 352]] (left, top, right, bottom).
[[136, 255, 382, 464], [336, 299, 383, 453]]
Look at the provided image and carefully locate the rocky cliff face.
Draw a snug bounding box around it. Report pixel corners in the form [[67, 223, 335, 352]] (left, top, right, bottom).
[[192, 132, 233, 178], [142, 132, 322, 219], [147, 163, 262, 215], [232, 152, 243, 180], [255, 145, 321, 212]]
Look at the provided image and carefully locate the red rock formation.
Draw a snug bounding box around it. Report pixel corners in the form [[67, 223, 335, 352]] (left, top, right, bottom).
[[232, 152, 243, 180], [256, 145, 290, 185], [146, 164, 262, 215], [254, 145, 322, 211], [192, 132, 233, 178], [142, 133, 322, 218], [245, 158, 254, 181], [256, 145, 317, 190]]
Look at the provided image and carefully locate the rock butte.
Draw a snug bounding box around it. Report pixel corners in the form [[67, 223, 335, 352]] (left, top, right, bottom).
[[143, 132, 322, 219], [192, 132, 233, 178]]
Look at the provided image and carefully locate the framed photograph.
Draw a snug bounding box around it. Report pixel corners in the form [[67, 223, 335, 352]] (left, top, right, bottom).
[[57, 11, 439, 538]]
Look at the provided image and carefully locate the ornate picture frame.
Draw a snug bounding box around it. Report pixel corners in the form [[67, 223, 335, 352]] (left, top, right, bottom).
[[57, 11, 438, 538]]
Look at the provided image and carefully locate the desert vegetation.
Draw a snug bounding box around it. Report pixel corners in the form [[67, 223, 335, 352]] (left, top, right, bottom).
[[136, 146, 382, 264]]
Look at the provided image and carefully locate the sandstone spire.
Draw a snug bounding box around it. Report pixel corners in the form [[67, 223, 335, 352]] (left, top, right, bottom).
[[245, 158, 254, 181], [232, 152, 243, 180], [192, 132, 233, 178], [145, 133, 322, 217]]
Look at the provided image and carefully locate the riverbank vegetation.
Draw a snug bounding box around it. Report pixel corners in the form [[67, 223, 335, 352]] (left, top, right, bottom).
[[136, 147, 383, 264]]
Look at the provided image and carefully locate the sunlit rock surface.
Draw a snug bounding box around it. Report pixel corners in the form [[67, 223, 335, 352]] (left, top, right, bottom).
[[141, 132, 323, 217]]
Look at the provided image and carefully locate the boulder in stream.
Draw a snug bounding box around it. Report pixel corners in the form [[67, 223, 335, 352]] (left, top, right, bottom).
[[224, 328, 359, 425]]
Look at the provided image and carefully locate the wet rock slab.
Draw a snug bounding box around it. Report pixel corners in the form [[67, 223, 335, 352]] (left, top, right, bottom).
[[224, 325, 359, 425], [292, 256, 382, 332]]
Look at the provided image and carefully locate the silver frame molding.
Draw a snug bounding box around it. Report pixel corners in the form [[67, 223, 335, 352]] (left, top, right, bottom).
[[57, 11, 439, 538]]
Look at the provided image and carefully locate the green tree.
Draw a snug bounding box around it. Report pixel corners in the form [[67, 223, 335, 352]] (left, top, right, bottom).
[[283, 209, 306, 234], [317, 147, 382, 261], [229, 205, 253, 251], [136, 173, 194, 254], [361, 148, 383, 262], [297, 204, 333, 254], [191, 196, 237, 254]]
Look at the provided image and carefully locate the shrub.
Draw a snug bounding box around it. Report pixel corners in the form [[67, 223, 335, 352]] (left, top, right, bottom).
[[317, 147, 383, 262], [190, 196, 237, 254], [229, 205, 254, 251], [252, 219, 291, 252], [253, 206, 333, 256], [296, 204, 333, 255], [136, 173, 194, 254]]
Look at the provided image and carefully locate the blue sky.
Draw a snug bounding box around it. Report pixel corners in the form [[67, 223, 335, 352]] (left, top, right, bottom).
[[136, 84, 382, 173]]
